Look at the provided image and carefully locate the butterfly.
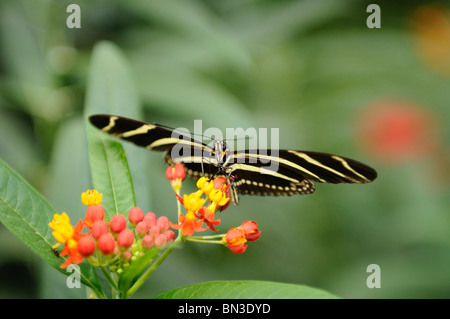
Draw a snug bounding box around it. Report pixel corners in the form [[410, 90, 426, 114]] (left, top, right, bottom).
[[89, 114, 377, 205]]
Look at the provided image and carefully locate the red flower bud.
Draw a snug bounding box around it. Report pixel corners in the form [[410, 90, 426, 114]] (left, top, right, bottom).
[[109, 214, 127, 233], [156, 216, 170, 232], [128, 207, 144, 226], [91, 220, 109, 239], [213, 176, 229, 191], [149, 224, 161, 238], [84, 204, 105, 228], [224, 228, 247, 254], [117, 229, 135, 249], [228, 242, 247, 254], [121, 250, 132, 262], [142, 235, 154, 249], [154, 233, 167, 249], [136, 221, 150, 237], [239, 221, 261, 242], [163, 230, 176, 243], [165, 165, 173, 180], [78, 236, 96, 257], [143, 212, 156, 228], [97, 233, 116, 255], [165, 163, 186, 181], [165, 163, 186, 191]]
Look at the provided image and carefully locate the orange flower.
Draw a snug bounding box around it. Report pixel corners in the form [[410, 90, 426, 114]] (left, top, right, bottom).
[[411, 4, 450, 75], [170, 211, 206, 236], [223, 228, 247, 254], [170, 176, 233, 235], [357, 99, 440, 163], [196, 206, 221, 231], [170, 188, 208, 236], [239, 221, 261, 242], [49, 213, 90, 268]]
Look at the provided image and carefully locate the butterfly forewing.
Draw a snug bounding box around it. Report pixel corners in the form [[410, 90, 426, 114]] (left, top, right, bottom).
[[89, 114, 209, 153]]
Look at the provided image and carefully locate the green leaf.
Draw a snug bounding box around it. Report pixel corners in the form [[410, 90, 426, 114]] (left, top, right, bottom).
[[118, 247, 160, 294], [154, 280, 339, 299], [0, 158, 102, 295], [85, 128, 136, 218], [84, 41, 142, 218]]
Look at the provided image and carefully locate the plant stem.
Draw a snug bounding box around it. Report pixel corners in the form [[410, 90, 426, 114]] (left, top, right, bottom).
[[126, 234, 182, 298], [90, 285, 107, 299], [185, 237, 223, 244], [100, 266, 119, 293], [176, 190, 182, 238], [189, 234, 225, 239]]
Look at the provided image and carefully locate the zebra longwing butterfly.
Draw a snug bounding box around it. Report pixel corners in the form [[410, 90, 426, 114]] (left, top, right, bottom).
[[89, 114, 377, 205]]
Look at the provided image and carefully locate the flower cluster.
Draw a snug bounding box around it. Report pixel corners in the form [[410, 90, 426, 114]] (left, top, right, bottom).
[[49, 190, 174, 270], [223, 221, 261, 254], [50, 162, 262, 271], [169, 174, 230, 236], [165, 163, 261, 253], [130, 208, 175, 250], [49, 212, 90, 268]]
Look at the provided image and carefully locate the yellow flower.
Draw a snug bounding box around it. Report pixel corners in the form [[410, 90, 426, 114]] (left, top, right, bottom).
[[183, 191, 205, 212], [49, 212, 74, 244], [81, 189, 102, 206], [48, 212, 86, 268], [209, 189, 230, 207], [196, 177, 214, 195]]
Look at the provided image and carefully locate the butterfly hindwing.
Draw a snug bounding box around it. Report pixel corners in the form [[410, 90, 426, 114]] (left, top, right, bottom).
[[232, 149, 377, 185]]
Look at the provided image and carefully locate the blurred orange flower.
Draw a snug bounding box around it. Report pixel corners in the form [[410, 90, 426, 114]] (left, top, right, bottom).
[[411, 4, 450, 75], [356, 99, 440, 164]]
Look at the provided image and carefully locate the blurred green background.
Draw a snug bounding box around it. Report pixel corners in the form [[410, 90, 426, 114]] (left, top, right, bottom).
[[0, 0, 449, 298]]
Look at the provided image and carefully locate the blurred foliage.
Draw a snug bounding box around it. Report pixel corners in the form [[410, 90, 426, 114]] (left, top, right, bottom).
[[0, 0, 449, 298]]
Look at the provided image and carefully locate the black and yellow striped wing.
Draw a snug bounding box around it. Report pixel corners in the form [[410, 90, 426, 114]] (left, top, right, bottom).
[[227, 149, 376, 203], [89, 114, 377, 205], [89, 114, 222, 178], [89, 114, 207, 153]]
